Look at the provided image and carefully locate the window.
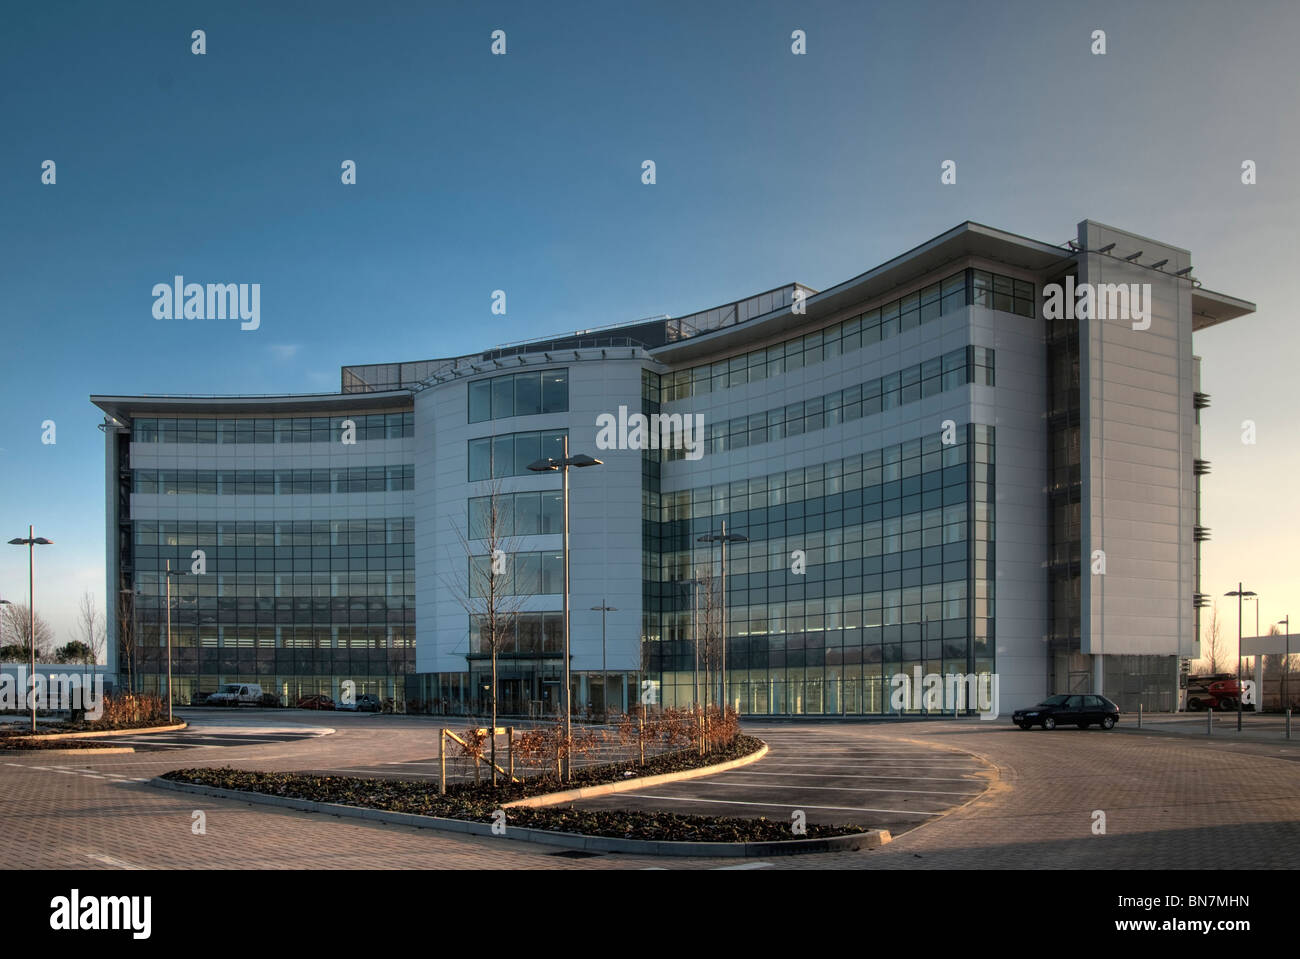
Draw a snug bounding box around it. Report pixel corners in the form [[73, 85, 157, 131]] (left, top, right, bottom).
[[468, 380, 492, 422], [491, 435, 513, 479], [469, 369, 569, 423], [468, 430, 569, 481], [542, 370, 568, 412], [514, 432, 542, 476], [541, 552, 564, 594], [515, 372, 542, 416], [491, 376, 515, 420], [468, 438, 492, 481], [542, 492, 563, 533], [515, 492, 541, 535]]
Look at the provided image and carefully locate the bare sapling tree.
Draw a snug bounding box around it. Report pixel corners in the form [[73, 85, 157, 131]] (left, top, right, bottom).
[[444, 478, 526, 787], [1, 603, 55, 662], [116, 589, 138, 693], [78, 591, 106, 679], [1202, 605, 1226, 675]]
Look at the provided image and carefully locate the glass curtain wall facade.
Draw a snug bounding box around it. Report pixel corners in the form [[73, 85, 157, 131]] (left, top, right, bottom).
[[114, 408, 415, 707], [640, 422, 994, 715]]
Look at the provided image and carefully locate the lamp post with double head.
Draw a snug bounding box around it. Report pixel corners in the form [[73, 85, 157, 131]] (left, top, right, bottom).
[[528, 437, 602, 779], [1225, 584, 1257, 731], [698, 523, 747, 714], [590, 600, 617, 721], [9, 526, 54, 733]]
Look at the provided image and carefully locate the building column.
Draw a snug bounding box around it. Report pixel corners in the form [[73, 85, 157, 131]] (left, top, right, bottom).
[[1093, 654, 1105, 696]]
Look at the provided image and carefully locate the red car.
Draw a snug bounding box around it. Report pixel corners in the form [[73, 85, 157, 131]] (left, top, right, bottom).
[[296, 694, 335, 710]]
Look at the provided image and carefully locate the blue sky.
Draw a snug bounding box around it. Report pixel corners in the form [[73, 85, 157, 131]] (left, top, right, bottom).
[[1, 0, 1297, 648]]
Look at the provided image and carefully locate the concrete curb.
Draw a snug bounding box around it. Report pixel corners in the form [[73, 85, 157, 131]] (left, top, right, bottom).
[[15, 722, 187, 741], [0, 746, 135, 755], [148, 775, 890, 857], [504, 743, 771, 808]]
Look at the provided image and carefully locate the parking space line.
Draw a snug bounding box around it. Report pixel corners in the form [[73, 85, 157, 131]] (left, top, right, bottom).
[[683, 779, 981, 798], [618, 794, 944, 816], [730, 770, 981, 782], [753, 760, 981, 768]]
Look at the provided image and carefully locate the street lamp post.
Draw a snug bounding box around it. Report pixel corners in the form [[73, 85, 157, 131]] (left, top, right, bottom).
[[675, 577, 706, 709], [528, 436, 602, 779], [591, 600, 617, 721], [1280, 616, 1291, 712], [698, 522, 747, 714], [9, 526, 54, 734], [162, 560, 192, 724], [1225, 584, 1257, 732]]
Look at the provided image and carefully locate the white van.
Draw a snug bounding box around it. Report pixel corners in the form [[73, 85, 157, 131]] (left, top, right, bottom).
[[208, 683, 264, 706]]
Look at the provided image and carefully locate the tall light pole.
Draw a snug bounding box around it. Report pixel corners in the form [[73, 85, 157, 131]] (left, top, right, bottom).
[[1225, 584, 1256, 731], [698, 522, 746, 714], [591, 599, 617, 720], [9, 526, 54, 733], [1245, 595, 1260, 679], [162, 560, 192, 724], [528, 436, 602, 779], [681, 576, 706, 709], [1280, 616, 1291, 712]]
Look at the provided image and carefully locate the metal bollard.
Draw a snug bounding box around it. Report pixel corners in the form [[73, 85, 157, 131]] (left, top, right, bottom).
[[1207, 707, 1213, 736], [1138, 704, 1142, 729], [1287, 708, 1292, 741]]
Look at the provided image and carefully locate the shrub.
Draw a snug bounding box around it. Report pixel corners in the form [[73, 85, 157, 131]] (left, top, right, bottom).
[[88, 694, 170, 730]]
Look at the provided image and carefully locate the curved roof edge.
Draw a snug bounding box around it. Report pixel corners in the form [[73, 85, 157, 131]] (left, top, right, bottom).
[[90, 390, 413, 421], [649, 221, 1071, 365]]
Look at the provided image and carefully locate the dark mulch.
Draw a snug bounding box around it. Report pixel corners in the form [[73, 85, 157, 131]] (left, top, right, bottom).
[[0, 718, 175, 738], [161, 735, 868, 842], [0, 738, 126, 750]]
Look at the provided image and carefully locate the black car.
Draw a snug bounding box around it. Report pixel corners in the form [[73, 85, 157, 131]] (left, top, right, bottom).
[[1013, 694, 1119, 730], [356, 693, 383, 713]]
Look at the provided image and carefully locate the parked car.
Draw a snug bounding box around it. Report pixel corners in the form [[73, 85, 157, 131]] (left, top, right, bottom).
[[1013, 693, 1119, 730], [355, 694, 382, 712], [296, 694, 334, 710], [208, 683, 264, 706]]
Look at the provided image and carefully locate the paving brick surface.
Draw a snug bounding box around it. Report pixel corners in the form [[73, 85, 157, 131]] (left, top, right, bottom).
[[3, 714, 1298, 869]]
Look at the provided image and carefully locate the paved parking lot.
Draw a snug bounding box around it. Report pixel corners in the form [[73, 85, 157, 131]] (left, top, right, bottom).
[[4, 714, 1300, 869], [572, 728, 992, 836]]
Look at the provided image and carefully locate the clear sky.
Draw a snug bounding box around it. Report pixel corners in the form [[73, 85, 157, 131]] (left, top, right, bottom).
[[1, 0, 1296, 653]]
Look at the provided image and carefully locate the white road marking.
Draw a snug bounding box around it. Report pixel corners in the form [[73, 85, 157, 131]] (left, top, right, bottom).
[[713, 861, 773, 870], [84, 853, 145, 870], [729, 770, 981, 782], [617, 794, 943, 816], [681, 779, 980, 797]]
